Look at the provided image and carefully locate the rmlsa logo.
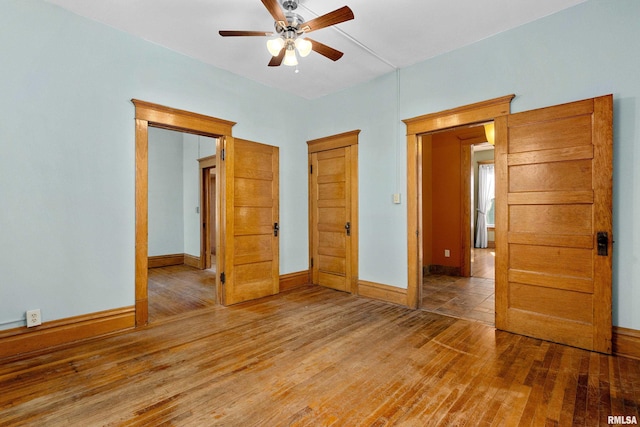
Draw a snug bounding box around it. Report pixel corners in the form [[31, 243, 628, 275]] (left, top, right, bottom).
[[608, 415, 638, 425]]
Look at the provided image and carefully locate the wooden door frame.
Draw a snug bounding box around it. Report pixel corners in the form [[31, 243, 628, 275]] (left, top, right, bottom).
[[199, 155, 216, 269], [132, 99, 235, 326], [307, 130, 360, 294], [403, 95, 514, 309]]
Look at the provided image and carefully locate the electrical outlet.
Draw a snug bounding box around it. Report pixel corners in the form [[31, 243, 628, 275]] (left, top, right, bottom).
[[444, 249, 450, 257], [26, 309, 41, 327]]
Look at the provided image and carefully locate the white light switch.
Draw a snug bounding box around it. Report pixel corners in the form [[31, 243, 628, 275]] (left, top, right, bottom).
[[444, 249, 450, 257], [393, 193, 401, 204]]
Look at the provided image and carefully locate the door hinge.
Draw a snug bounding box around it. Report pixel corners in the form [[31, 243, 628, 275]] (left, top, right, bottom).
[[309, 164, 313, 174], [273, 222, 279, 237], [220, 272, 226, 284], [221, 149, 226, 160], [310, 258, 314, 268]]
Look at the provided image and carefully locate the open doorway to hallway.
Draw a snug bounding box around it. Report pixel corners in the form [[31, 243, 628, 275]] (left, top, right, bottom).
[[146, 127, 218, 323], [420, 125, 496, 325]]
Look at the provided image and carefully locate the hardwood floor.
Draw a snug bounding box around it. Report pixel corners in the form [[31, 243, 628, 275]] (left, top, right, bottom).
[[422, 248, 496, 325], [472, 247, 495, 280], [1, 286, 638, 426], [148, 264, 217, 323]]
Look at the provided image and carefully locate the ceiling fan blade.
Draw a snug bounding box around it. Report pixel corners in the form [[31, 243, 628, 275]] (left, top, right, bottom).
[[306, 38, 344, 61], [219, 30, 273, 37], [261, 0, 288, 26], [268, 49, 285, 67], [301, 6, 354, 33]]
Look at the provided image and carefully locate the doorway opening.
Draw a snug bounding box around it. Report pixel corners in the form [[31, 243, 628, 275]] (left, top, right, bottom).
[[419, 124, 496, 324], [199, 155, 217, 272], [132, 99, 235, 327], [403, 95, 514, 316], [146, 128, 219, 323]]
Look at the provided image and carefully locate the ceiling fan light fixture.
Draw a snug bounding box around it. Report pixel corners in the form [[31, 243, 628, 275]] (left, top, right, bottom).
[[266, 37, 285, 56], [283, 45, 298, 66], [295, 38, 312, 57]]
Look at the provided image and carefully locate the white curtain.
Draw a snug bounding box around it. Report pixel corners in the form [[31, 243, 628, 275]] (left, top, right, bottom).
[[475, 164, 495, 248]]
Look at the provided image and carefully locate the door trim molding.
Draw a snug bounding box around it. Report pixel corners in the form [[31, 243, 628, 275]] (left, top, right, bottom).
[[132, 99, 234, 327], [307, 130, 360, 294], [404, 95, 514, 308], [199, 155, 216, 269]]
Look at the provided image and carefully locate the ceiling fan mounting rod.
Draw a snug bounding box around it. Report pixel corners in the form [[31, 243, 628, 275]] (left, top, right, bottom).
[[281, 0, 298, 11]]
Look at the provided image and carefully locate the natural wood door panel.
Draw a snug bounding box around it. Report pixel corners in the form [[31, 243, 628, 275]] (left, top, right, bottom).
[[496, 95, 613, 353], [509, 205, 592, 235], [318, 207, 348, 226], [234, 207, 274, 235], [507, 190, 593, 205], [505, 310, 593, 351], [308, 131, 359, 293], [509, 282, 593, 323], [318, 271, 347, 291], [507, 145, 593, 166], [223, 138, 279, 305], [508, 160, 592, 193], [318, 254, 346, 274], [233, 235, 273, 264], [509, 244, 593, 278], [507, 232, 593, 249], [508, 270, 593, 293], [508, 116, 592, 153], [318, 182, 346, 200]]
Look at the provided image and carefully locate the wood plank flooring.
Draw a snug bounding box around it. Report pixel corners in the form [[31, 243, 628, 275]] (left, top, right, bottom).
[[148, 264, 217, 323], [1, 285, 639, 426], [422, 248, 496, 325]]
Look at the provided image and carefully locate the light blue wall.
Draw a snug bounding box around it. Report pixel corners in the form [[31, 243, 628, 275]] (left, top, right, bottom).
[[148, 127, 184, 256], [182, 134, 216, 257], [309, 0, 640, 329], [0, 0, 307, 329], [2, 0, 639, 332]]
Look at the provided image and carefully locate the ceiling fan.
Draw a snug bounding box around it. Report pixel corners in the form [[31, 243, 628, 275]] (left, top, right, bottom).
[[219, 0, 354, 67]]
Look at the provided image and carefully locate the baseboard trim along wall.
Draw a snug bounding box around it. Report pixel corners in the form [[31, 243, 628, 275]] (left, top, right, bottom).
[[613, 326, 640, 360], [358, 280, 408, 307], [2, 286, 637, 361], [148, 253, 202, 269], [0, 307, 135, 360], [279, 270, 311, 292], [184, 254, 202, 269], [148, 253, 184, 268]]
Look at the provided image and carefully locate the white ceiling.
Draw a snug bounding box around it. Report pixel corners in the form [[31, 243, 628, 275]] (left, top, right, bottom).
[[44, 0, 585, 100]]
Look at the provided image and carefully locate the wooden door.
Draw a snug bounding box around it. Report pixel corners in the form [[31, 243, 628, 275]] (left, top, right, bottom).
[[495, 95, 613, 353], [222, 138, 279, 305], [308, 131, 359, 293]]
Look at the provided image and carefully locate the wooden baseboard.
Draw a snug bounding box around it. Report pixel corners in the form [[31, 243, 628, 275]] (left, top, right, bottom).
[[0, 307, 135, 360], [184, 254, 202, 269], [428, 265, 462, 276], [358, 280, 408, 307], [613, 326, 640, 360], [279, 270, 311, 292], [148, 253, 184, 268]]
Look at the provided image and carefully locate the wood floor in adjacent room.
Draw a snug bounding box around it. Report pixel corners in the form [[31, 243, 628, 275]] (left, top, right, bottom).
[[148, 264, 217, 323], [2, 285, 639, 426], [422, 248, 496, 325]]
